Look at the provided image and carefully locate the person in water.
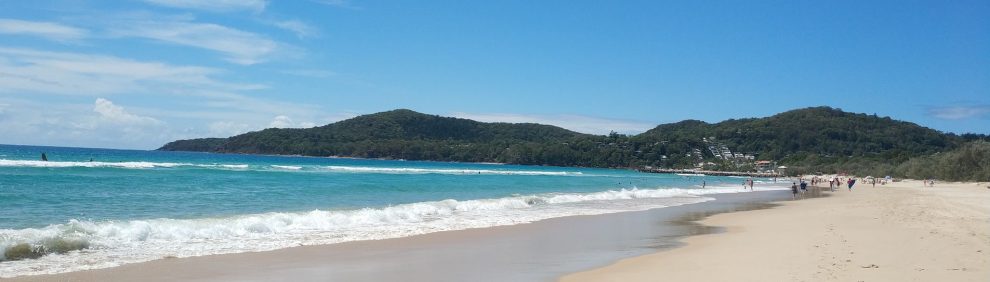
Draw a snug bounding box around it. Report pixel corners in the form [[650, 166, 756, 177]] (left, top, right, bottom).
[[40, 153, 47, 161]]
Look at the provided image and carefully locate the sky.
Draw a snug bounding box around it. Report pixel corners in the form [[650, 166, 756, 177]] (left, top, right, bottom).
[[0, 0, 987, 149]]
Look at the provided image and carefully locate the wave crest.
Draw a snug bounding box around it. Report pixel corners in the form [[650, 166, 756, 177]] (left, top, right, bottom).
[[321, 165, 582, 176], [0, 159, 579, 176], [0, 186, 781, 277]]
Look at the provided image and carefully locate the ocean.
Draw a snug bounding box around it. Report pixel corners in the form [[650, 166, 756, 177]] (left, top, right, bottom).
[[0, 144, 781, 277]]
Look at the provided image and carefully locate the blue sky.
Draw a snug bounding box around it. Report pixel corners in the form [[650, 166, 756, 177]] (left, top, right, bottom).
[[0, 0, 987, 149]]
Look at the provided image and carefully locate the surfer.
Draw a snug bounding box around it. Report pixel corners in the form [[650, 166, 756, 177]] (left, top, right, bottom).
[[41, 152, 48, 161]]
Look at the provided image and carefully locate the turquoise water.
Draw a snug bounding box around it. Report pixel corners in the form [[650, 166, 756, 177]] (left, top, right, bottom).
[[0, 144, 777, 277]]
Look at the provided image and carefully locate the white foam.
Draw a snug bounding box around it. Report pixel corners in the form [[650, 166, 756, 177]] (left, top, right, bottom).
[[216, 164, 249, 169], [0, 159, 189, 169], [322, 165, 581, 176], [270, 165, 302, 170], [0, 159, 259, 171], [0, 159, 577, 176], [0, 186, 779, 277]]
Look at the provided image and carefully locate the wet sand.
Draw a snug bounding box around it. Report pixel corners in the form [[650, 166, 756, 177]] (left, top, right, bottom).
[[562, 180, 990, 281], [6, 191, 790, 282]]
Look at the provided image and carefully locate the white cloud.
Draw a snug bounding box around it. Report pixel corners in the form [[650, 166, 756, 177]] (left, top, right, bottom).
[[202, 115, 320, 138], [143, 0, 268, 13], [0, 98, 170, 149], [94, 98, 162, 125], [269, 115, 294, 128], [0, 18, 88, 41], [928, 105, 990, 120], [0, 47, 265, 96], [110, 20, 281, 65], [450, 112, 655, 135], [269, 115, 317, 128], [272, 20, 318, 38], [208, 121, 255, 137]]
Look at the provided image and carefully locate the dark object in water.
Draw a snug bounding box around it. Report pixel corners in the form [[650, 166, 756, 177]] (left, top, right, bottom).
[[3, 243, 43, 260], [41, 153, 48, 161], [1, 238, 91, 261]]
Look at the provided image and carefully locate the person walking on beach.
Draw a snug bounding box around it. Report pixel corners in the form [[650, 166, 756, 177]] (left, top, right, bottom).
[[800, 180, 808, 193], [847, 178, 856, 191], [791, 182, 799, 199]]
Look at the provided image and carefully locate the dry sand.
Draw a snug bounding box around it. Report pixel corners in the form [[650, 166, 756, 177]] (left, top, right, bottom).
[[561, 179, 990, 281]]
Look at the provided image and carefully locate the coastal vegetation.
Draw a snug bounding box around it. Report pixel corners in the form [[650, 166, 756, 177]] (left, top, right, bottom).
[[159, 107, 989, 181]]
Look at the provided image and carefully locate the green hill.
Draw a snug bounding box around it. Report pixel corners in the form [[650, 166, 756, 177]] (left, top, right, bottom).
[[159, 107, 988, 180], [161, 109, 594, 163], [634, 107, 955, 168]]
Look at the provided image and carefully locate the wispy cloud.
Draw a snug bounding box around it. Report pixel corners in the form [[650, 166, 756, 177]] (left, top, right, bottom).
[[271, 19, 318, 38], [143, 0, 268, 13], [0, 18, 88, 42], [0, 47, 264, 96], [94, 98, 162, 126], [109, 20, 281, 65], [450, 112, 655, 135], [927, 105, 990, 120]]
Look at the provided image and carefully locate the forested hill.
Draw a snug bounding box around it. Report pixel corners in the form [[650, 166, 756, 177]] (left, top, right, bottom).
[[159, 107, 988, 179], [161, 109, 593, 161], [638, 107, 953, 164]]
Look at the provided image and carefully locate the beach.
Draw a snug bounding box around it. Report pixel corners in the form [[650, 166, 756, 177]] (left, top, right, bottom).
[[3, 146, 986, 281], [5, 191, 790, 281], [563, 179, 990, 281], [7, 178, 987, 281]]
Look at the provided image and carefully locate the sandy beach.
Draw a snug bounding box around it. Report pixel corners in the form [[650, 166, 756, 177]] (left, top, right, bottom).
[[4, 190, 790, 281], [562, 179, 990, 281], [5, 179, 987, 281]]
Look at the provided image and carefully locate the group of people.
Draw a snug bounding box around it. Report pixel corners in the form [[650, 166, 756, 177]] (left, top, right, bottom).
[[790, 175, 860, 199], [790, 179, 819, 199]]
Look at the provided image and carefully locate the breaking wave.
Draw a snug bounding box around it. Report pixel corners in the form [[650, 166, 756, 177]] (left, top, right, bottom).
[[321, 165, 583, 176], [0, 186, 777, 277], [0, 159, 580, 176]]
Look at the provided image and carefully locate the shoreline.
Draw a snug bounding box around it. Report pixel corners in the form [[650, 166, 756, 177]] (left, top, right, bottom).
[[561, 179, 990, 281], [5, 190, 791, 281]]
